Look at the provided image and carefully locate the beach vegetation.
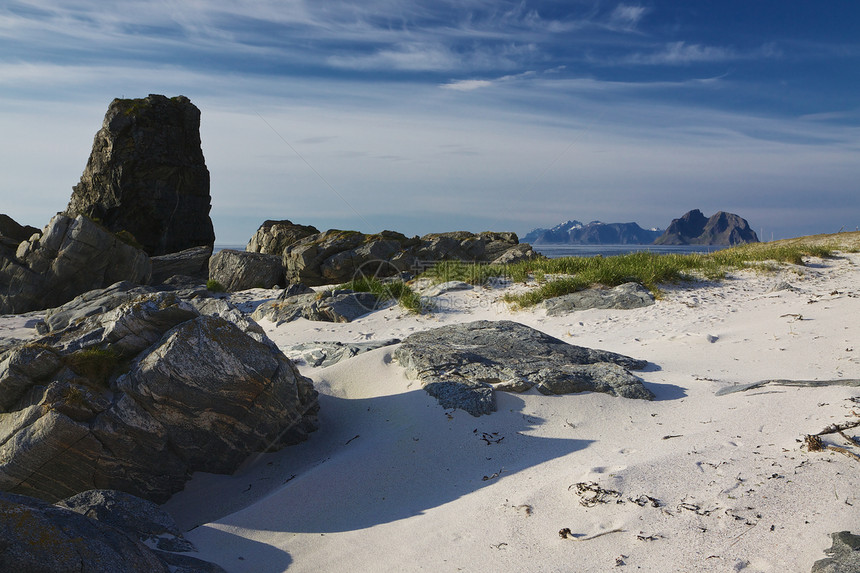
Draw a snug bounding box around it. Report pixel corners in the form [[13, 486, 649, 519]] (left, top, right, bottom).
[[422, 238, 843, 308], [64, 347, 123, 388], [206, 279, 226, 292], [340, 276, 423, 313]]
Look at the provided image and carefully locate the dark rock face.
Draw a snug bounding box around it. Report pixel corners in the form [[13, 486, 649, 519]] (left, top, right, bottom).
[[66, 94, 215, 256], [654, 209, 759, 245], [247, 219, 320, 255], [811, 531, 860, 573], [0, 214, 151, 314], [282, 229, 537, 287], [543, 283, 655, 315], [0, 292, 318, 503], [394, 320, 652, 416], [0, 491, 169, 573], [0, 214, 39, 244], [0, 490, 227, 573]]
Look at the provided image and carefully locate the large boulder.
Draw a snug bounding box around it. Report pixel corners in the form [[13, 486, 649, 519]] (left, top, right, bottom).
[[654, 209, 759, 245], [0, 214, 151, 314], [281, 228, 536, 287], [283, 229, 417, 286], [252, 289, 381, 325], [0, 292, 318, 503], [0, 491, 169, 573], [150, 245, 212, 285], [247, 219, 319, 255], [543, 282, 655, 315], [0, 490, 226, 572], [208, 249, 285, 292], [394, 320, 651, 416], [65, 94, 215, 256], [812, 531, 860, 573]]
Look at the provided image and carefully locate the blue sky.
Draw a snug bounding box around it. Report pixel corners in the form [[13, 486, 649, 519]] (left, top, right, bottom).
[[1, 1, 858, 244]]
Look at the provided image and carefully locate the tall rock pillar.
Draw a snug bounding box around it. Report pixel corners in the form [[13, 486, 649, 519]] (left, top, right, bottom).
[[66, 94, 215, 256]]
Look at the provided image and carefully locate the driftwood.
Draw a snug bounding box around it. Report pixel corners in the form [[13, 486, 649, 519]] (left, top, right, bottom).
[[804, 419, 860, 462], [716, 379, 860, 396]]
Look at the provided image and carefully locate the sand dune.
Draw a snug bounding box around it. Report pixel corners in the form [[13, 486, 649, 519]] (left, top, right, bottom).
[[164, 251, 860, 572]]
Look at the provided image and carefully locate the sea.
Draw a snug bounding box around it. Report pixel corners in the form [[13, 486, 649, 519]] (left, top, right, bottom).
[[531, 244, 727, 259], [214, 243, 726, 258]]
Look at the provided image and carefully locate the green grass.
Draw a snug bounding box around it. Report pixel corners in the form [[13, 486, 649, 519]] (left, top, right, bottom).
[[206, 279, 226, 292], [421, 241, 838, 309], [340, 277, 423, 313], [64, 347, 123, 387]]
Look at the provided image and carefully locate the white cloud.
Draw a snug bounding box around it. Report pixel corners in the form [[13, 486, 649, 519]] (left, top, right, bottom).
[[440, 79, 495, 91], [609, 4, 647, 29]]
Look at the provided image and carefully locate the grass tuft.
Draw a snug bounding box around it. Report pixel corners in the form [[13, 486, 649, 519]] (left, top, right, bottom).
[[341, 277, 423, 313]]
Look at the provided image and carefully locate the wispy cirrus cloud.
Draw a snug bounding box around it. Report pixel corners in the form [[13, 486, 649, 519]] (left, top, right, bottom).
[[619, 41, 782, 65]]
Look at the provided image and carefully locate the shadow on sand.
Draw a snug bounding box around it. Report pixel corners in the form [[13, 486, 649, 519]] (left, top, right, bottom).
[[181, 389, 597, 572]]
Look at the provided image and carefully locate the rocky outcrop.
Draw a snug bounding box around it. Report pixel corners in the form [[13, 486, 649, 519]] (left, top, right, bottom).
[[0, 291, 318, 503], [208, 249, 284, 292], [0, 491, 170, 572], [543, 283, 655, 315], [654, 209, 759, 246], [811, 531, 860, 573], [252, 289, 380, 325], [394, 320, 652, 416], [282, 229, 537, 287], [524, 220, 663, 245], [0, 214, 39, 244], [65, 94, 215, 256], [0, 490, 226, 572], [247, 220, 320, 255], [285, 339, 401, 368], [0, 214, 151, 314], [150, 245, 212, 285]]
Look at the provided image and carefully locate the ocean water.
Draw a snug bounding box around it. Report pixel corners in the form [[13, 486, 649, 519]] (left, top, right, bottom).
[[215, 243, 728, 258], [532, 244, 728, 258]]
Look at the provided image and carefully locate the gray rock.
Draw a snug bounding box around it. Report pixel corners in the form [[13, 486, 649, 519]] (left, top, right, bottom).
[[283, 228, 534, 287], [491, 243, 540, 265], [0, 292, 319, 503], [286, 339, 401, 368], [253, 289, 381, 325], [0, 214, 152, 314], [247, 219, 319, 255], [65, 94, 215, 256], [57, 489, 181, 539], [422, 281, 473, 297], [151, 246, 212, 284], [0, 491, 170, 572], [543, 282, 655, 315], [208, 249, 285, 292], [394, 320, 652, 416], [283, 229, 417, 286], [41, 281, 156, 333], [812, 531, 860, 573], [0, 214, 39, 244]]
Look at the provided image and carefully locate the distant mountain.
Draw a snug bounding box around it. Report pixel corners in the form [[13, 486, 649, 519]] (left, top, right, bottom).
[[523, 220, 663, 245], [654, 209, 759, 246]]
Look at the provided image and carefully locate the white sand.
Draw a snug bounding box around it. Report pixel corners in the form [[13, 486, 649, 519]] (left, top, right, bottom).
[[164, 254, 860, 572]]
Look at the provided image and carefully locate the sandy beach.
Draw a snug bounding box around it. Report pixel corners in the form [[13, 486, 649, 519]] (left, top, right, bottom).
[[155, 250, 860, 572]]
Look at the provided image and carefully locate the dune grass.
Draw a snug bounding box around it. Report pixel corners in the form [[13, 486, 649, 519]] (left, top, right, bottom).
[[423, 240, 840, 308], [340, 276, 423, 313]]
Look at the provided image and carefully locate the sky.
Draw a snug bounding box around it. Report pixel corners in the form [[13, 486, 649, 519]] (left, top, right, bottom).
[[1, 1, 858, 244]]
